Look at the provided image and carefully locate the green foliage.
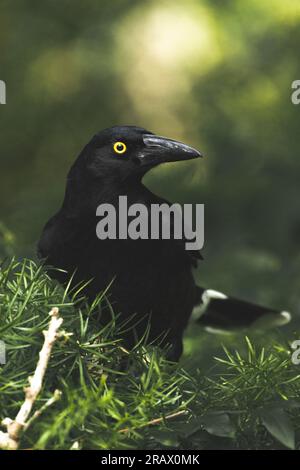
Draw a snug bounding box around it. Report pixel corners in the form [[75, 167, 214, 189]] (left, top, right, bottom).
[[151, 337, 300, 450], [0, 259, 300, 450]]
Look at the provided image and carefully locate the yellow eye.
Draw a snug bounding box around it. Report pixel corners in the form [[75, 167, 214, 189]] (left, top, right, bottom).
[[113, 141, 127, 154]]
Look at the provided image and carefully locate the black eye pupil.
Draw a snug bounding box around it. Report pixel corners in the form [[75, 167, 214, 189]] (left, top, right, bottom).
[[117, 144, 123, 150]]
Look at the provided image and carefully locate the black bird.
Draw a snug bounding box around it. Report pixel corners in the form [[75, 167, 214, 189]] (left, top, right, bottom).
[[38, 126, 290, 360]]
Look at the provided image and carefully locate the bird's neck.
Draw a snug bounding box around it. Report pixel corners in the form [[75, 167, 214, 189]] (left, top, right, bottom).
[[61, 174, 148, 219]]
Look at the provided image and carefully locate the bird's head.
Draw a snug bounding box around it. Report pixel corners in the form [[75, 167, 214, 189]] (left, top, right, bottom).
[[69, 126, 202, 184], [63, 126, 203, 215]]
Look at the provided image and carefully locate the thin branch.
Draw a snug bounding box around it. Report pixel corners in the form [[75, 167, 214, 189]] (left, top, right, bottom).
[[0, 308, 63, 450], [24, 389, 62, 431], [119, 409, 189, 434]]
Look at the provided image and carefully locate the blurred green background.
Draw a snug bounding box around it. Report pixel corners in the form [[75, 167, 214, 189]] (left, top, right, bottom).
[[1, 0, 300, 337]]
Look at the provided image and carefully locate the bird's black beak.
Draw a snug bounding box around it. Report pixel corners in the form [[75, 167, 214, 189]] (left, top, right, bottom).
[[139, 134, 203, 167]]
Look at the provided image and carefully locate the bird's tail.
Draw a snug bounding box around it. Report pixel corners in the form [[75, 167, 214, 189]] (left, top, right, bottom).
[[193, 286, 291, 331]]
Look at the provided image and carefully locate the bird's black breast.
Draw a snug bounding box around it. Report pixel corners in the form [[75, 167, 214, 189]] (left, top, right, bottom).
[[38, 188, 200, 343]]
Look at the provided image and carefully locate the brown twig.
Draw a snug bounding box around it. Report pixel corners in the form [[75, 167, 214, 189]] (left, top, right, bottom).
[[24, 389, 62, 431], [0, 308, 63, 450], [119, 409, 189, 434]]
